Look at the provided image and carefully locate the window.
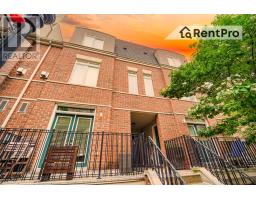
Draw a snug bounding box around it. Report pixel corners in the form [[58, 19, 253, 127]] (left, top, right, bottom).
[[57, 106, 95, 114], [69, 61, 99, 87], [181, 96, 197, 101], [82, 35, 104, 50], [18, 102, 29, 113], [167, 57, 182, 67], [128, 71, 138, 94], [0, 99, 8, 112], [188, 124, 206, 136], [143, 73, 154, 96]]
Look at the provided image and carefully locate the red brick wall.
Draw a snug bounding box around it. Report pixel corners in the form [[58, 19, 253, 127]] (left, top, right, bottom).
[[93, 107, 112, 132], [0, 43, 200, 154], [110, 109, 131, 133], [6, 100, 55, 129]]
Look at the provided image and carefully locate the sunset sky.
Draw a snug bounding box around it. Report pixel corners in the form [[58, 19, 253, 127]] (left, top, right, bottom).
[[59, 14, 215, 57]]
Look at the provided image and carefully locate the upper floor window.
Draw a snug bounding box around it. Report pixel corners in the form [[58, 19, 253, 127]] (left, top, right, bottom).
[[82, 35, 104, 50], [143, 73, 154, 97], [69, 60, 99, 87], [167, 57, 182, 68], [0, 99, 8, 112], [128, 71, 138, 94]]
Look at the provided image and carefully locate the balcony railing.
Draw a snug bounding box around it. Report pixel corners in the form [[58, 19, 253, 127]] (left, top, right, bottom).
[[0, 128, 185, 185], [165, 135, 256, 185]]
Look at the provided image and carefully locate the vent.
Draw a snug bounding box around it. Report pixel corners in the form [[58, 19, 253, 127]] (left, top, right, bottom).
[[0, 99, 8, 111], [16, 67, 27, 75], [19, 102, 29, 113], [40, 71, 49, 79]]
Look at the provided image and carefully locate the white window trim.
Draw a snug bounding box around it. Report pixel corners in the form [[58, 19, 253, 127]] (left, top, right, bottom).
[[69, 60, 100, 87], [142, 69, 152, 75], [128, 70, 138, 95], [76, 54, 102, 64], [83, 35, 104, 50], [0, 99, 9, 112], [181, 96, 197, 102], [143, 73, 154, 97], [127, 66, 138, 72], [18, 102, 29, 113]]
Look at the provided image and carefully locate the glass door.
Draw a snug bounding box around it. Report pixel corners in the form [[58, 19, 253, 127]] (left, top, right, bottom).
[[51, 114, 74, 145], [70, 116, 93, 167], [39, 113, 94, 168]]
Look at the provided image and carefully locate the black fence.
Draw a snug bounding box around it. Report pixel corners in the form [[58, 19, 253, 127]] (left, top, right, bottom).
[[165, 135, 256, 185], [0, 129, 146, 182], [201, 137, 256, 168], [0, 128, 185, 185], [0, 129, 48, 182]]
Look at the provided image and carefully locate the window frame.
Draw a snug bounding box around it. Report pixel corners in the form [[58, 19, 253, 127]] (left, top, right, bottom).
[[128, 70, 139, 95], [0, 99, 9, 112], [69, 60, 100, 87], [18, 102, 29, 113], [82, 35, 104, 50], [143, 73, 154, 97], [187, 123, 206, 136]]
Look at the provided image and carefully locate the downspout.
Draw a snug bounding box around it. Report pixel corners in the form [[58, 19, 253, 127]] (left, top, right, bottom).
[[1, 43, 52, 128]]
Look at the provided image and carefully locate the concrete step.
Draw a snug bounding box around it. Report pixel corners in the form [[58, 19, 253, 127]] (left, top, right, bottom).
[[2, 174, 146, 185], [178, 170, 203, 184], [191, 182, 211, 185]]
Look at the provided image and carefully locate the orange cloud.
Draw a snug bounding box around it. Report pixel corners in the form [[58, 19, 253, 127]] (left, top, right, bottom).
[[59, 14, 215, 58]]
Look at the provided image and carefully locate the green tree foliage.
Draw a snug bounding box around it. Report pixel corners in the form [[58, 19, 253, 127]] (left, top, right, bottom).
[[161, 15, 256, 143]]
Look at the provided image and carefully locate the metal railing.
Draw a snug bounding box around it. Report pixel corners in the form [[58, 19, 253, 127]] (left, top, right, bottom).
[[165, 135, 256, 185], [0, 128, 49, 182], [197, 137, 256, 168], [145, 137, 185, 185], [0, 128, 185, 185], [0, 129, 145, 182]]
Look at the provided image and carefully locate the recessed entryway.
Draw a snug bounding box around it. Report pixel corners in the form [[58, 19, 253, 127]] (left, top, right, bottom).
[[130, 111, 160, 148]]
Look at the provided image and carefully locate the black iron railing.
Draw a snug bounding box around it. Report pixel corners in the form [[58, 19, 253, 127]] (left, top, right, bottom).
[[165, 135, 256, 185], [0, 128, 49, 182], [145, 137, 185, 185], [0, 128, 185, 185], [0, 129, 146, 182], [197, 137, 256, 168]]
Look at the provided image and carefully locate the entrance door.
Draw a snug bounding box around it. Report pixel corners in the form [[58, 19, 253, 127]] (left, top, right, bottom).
[[39, 113, 93, 168], [152, 125, 161, 149]]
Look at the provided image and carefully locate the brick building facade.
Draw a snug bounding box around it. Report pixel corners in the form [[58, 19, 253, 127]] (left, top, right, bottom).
[[0, 26, 215, 152]]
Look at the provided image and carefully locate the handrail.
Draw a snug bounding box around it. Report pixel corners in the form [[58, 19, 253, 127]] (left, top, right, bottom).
[[165, 135, 256, 185], [190, 136, 256, 184], [146, 136, 185, 185]]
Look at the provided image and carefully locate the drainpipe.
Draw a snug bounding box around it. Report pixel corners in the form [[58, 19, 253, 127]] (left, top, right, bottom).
[[1, 44, 52, 128]]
